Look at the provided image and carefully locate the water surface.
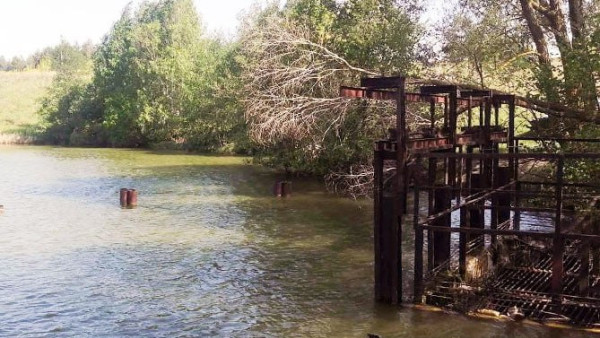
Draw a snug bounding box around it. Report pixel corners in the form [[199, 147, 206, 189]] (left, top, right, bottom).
[[0, 146, 587, 337]]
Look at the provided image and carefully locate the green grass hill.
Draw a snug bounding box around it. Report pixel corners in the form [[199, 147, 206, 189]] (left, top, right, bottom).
[[0, 71, 55, 143]]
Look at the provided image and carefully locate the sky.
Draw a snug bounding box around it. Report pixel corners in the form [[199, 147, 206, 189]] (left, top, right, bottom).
[[0, 0, 273, 59], [0, 0, 450, 60]]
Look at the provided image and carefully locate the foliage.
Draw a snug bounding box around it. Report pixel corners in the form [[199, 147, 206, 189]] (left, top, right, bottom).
[[38, 0, 246, 150], [0, 71, 55, 136], [439, 2, 534, 90], [240, 0, 420, 176], [38, 68, 103, 146], [0, 41, 94, 72]]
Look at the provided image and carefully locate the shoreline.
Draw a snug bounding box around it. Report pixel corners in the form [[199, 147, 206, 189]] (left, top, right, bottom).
[[0, 133, 38, 145]]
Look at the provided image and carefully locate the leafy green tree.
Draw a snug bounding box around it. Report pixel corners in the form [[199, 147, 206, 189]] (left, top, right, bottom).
[[93, 0, 201, 146], [38, 68, 102, 145], [440, 2, 533, 89], [332, 0, 419, 74]]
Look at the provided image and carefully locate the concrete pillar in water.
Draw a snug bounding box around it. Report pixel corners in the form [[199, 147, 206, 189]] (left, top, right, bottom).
[[127, 189, 138, 208], [120, 188, 129, 208], [274, 181, 292, 197]]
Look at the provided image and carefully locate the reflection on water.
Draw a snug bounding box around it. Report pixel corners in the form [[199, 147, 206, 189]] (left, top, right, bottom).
[[0, 146, 587, 337]]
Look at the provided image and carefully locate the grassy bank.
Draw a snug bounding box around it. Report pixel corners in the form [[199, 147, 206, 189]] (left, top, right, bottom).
[[0, 71, 55, 143]]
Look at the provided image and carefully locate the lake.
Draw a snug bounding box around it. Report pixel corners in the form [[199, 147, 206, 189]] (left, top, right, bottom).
[[0, 146, 585, 337]]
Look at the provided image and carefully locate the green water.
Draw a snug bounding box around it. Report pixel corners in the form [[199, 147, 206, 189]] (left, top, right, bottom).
[[0, 146, 587, 337]]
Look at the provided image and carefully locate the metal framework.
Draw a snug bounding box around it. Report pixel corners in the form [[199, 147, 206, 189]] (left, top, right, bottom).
[[340, 76, 600, 328]]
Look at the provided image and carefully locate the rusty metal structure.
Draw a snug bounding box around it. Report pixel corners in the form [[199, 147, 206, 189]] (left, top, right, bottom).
[[340, 76, 600, 328]]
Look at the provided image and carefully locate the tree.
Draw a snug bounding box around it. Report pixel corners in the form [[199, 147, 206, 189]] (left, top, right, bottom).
[[518, 0, 598, 112], [7, 56, 27, 71], [94, 0, 204, 146], [239, 0, 420, 177], [439, 2, 534, 89]]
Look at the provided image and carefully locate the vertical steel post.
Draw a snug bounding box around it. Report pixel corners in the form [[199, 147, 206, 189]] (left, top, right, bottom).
[[395, 80, 407, 303], [551, 156, 565, 298], [413, 186, 424, 304], [373, 143, 384, 302]]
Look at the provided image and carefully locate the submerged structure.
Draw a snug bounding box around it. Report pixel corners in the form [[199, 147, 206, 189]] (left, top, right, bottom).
[[340, 76, 600, 328]]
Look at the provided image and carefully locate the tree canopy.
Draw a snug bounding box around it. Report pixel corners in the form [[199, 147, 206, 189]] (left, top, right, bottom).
[[25, 0, 600, 195]]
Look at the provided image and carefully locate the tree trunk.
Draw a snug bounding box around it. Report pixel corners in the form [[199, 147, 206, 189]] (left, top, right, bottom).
[[519, 0, 557, 101], [521, 0, 598, 115]]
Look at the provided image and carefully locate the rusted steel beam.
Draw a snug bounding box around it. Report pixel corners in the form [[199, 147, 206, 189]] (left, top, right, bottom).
[[455, 133, 478, 145], [394, 78, 406, 303], [420, 85, 460, 97], [456, 131, 507, 145], [461, 89, 493, 97], [340, 86, 397, 100], [467, 96, 473, 127], [515, 137, 600, 143], [414, 152, 600, 160], [340, 86, 485, 108], [408, 138, 451, 150], [420, 224, 555, 238], [340, 86, 451, 104], [447, 91, 458, 192], [361, 76, 405, 88], [563, 233, 600, 243], [515, 139, 521, 230], [518, 180, 600, 189], [493, 94, 516, 104], [406, 92, 446, 104], [424, 181, 515, 221], [508, 95, 516, 178], [427, 155, 437, 272]]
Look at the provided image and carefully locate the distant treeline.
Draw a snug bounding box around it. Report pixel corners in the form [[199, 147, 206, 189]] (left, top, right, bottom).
[[0, 41, 94, 72]]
